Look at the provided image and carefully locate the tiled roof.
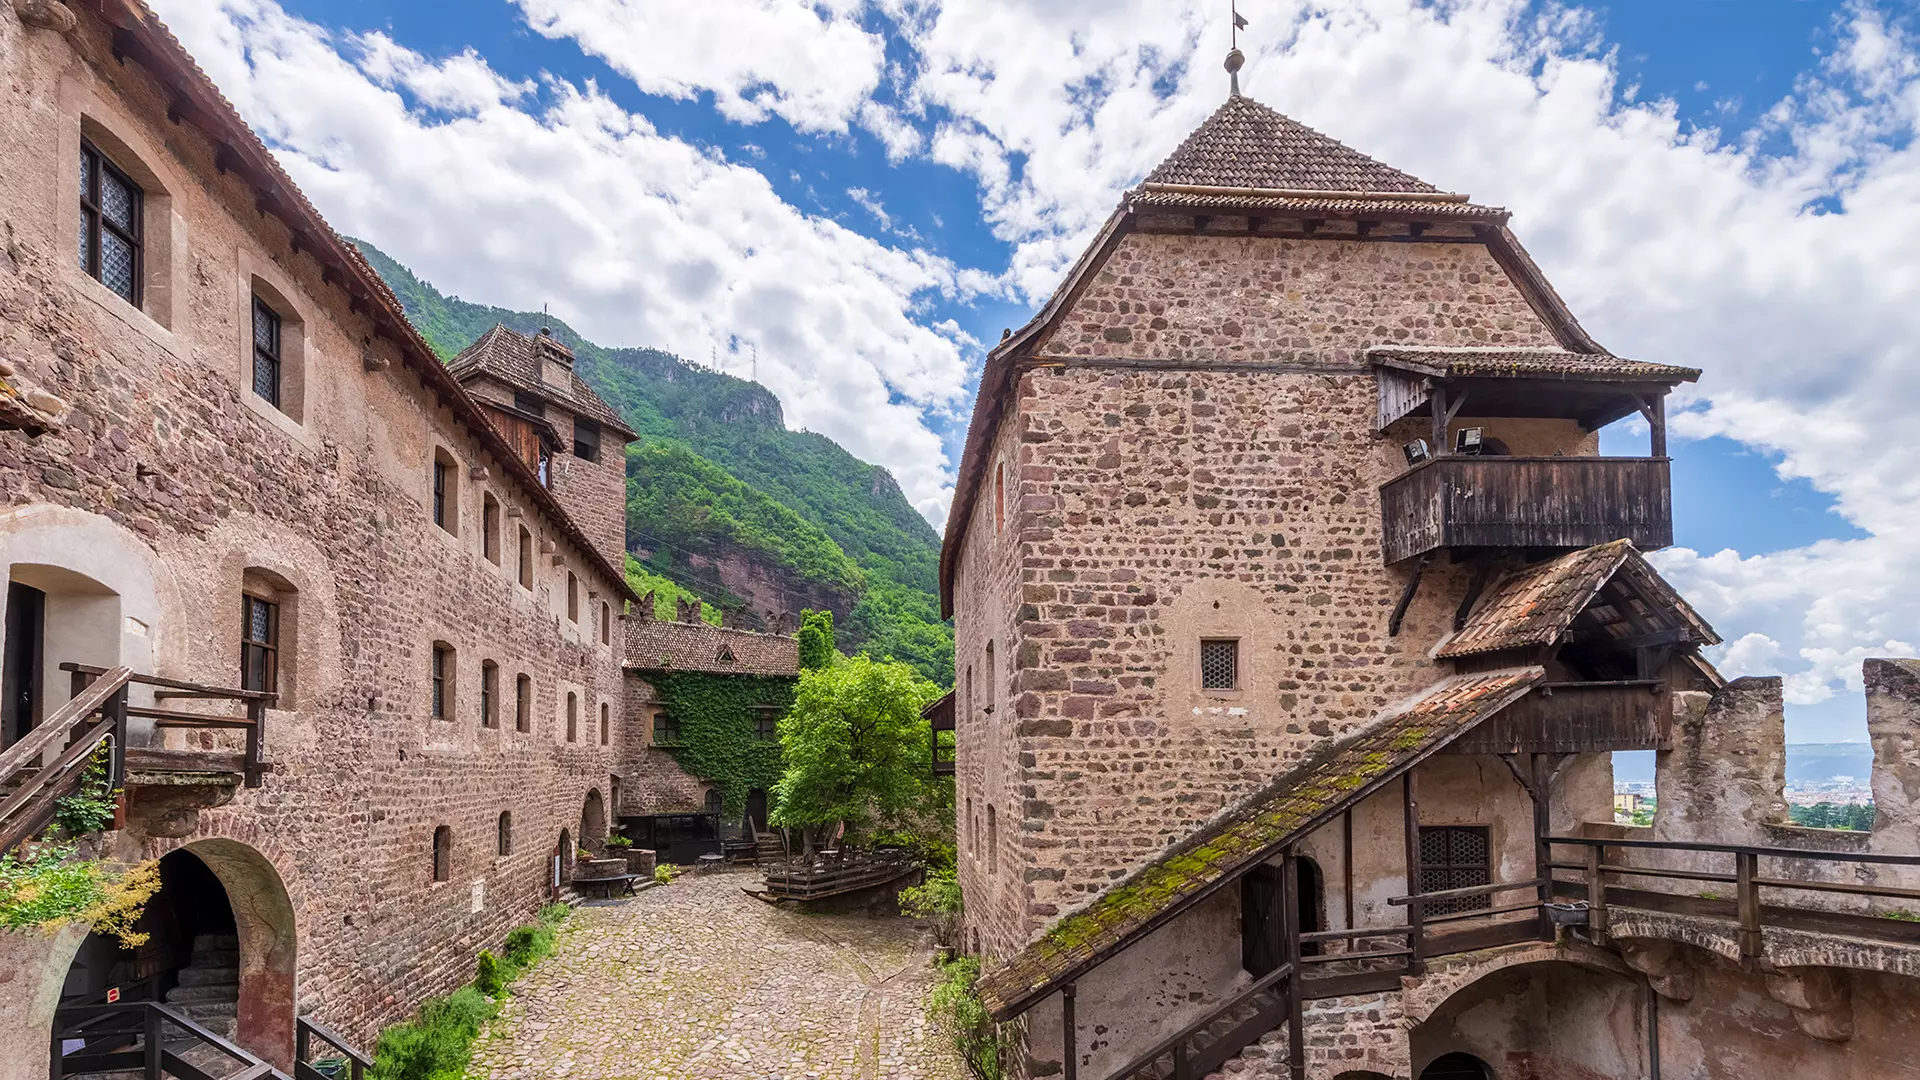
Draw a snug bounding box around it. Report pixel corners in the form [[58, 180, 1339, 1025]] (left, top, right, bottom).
[[1438, 541, 1719, 660], [974, 667, 1545, 1021], [101, 3, 639, 604], [1140, 94, 1442, 194], [449, 325, 636, 437], [625, 619, 799, 678], [1369, 346, 1699, 384]]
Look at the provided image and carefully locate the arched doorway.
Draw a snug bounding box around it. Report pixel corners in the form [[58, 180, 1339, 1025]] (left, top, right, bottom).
[[53, 840, 297, 1069], [1420, 1053, 1491, 1079], [581, 789, 607, 853], [1297, 856, 1325, 957]]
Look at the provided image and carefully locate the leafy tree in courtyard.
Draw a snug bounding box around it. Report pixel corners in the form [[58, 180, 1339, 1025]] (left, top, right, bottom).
[[797, 609, 836, 671], [771, 654, 939, 854]]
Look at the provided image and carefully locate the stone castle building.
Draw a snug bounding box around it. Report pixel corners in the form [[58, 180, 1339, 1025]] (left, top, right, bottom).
[[943, 71, 1920, 1080], [0, 1, 708, 1074]]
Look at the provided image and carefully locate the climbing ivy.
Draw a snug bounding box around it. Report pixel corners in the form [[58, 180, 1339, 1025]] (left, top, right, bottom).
[[648, 671, 796, 817]]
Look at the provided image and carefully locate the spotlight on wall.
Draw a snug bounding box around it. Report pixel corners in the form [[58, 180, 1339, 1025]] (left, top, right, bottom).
[[1455, 427, 1485, 455], [1403, 439, 1431, 466]]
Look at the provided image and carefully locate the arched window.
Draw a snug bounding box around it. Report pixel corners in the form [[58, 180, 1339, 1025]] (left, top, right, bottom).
[[517, 525, 534, 589], [480, 660, 498, 728], [497, 812, 512, 857], [482, 493, 501, 565], [966, 797, 976, 857], [567, 572, 579, 622], [994, 462, 1005, 533], [986, 805, 997, 875], [566, 691, 578, 742], [432, 825, 452, 882], [599, 702, 610, 746], [515, 674, 531, 733], [600, 601, 611, 645]]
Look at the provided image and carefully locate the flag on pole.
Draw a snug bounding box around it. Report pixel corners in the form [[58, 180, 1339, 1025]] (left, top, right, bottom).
[[1233, 10, 1248, 29]]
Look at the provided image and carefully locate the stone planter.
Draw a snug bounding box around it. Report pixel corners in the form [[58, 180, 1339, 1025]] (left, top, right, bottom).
[[623, 848, 657, 877], [573, 857, 628, 881]]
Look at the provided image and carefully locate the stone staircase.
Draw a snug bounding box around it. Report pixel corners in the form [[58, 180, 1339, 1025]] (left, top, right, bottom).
[[163, 933, 241, 1040], [1126, 985, 1288, 1080]]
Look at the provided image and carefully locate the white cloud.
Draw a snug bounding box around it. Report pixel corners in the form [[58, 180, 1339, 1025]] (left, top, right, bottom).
[[512, 0, 887, 134], [149, 0, 970, 520]]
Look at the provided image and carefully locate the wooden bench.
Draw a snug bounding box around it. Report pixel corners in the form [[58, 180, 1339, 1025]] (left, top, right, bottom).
[[575, 873, 644, 898]]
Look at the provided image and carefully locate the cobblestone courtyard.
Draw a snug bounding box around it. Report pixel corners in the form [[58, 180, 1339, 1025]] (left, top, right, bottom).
[[470, 871, 968, 1079]]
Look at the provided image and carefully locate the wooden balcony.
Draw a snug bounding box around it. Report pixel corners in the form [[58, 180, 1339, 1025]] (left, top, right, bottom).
[[1380, 456, 1671, 564], [1446, 680, 1671, 755]]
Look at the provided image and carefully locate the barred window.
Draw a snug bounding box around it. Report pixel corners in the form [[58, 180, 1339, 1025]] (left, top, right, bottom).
[[431, 643, 452, 719], [1200, 639, 1238, 690], [251, 296, 282, 407], [240, 595, 278, 695], [1419, 826, 1492, 916], [79, 141, 142, 305]]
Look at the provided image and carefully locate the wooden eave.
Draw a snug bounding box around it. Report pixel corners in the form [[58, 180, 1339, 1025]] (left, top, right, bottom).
[[84, 0, 639, 604]]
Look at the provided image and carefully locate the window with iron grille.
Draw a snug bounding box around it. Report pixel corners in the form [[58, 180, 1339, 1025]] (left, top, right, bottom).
[[1200, 639, 1238, 690], [573, 419, 601, 463], [431, 644, 450, 719], [752, 706, 781, 740], [653, 711, 680, 744], [251, 296, 282, 407], [1418, 826, 1492, 915], [240, 595, 278, 695], [432, 459, 450, 529], [79, 141, 142, 305]]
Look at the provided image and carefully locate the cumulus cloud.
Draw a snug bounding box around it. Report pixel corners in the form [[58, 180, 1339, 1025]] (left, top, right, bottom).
[[151, 0, 970, 521]]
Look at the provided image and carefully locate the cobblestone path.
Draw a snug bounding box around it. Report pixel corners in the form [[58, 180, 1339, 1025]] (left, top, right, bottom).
[[470, 871, 967, 1079]]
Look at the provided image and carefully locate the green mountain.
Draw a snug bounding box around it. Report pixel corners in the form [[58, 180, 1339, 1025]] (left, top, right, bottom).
[[355, 240, 952, 686]]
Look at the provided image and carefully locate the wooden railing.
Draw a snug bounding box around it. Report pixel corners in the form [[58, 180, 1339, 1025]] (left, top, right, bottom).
[[297, 1015, 372, 1080], [1105, 962, 1294, 1080], [1, 664, 275, 855], [1380, 455, 1672, 563], [760, 847, 921, 900], [50, 999, 292, 1080], [1546, 835, 1920, 956]]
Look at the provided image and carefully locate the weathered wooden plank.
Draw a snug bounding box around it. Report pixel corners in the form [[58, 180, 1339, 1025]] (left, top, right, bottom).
[[1381, 456, 1672, 563]]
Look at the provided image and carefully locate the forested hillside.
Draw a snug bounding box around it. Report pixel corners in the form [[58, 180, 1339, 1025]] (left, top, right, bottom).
[[356, 241, 952, 685]]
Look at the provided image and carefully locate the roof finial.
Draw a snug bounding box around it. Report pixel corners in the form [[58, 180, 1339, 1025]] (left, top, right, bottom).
[[1226, 1, 1248, 97]]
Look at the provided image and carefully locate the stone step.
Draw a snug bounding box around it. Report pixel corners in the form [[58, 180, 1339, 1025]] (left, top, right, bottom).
[[175, 965, 239, 988], [165, 982, 237, 1004], [190, 948, 240, 968], [172, 999, 237, 1020], [192, 933, 240, 951]]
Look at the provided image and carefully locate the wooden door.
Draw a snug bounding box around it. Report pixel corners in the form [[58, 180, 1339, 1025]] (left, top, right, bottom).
[[1241, 865, 1284, 976]]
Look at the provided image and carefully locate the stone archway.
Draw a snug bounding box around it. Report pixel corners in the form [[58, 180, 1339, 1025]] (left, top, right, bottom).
[[171, 838, 298, 1067], [581, 789, 607, 853], [1409, 958, 1645, 1080]]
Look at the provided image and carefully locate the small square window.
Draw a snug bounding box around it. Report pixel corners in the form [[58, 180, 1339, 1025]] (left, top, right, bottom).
[[1200, 639, 1238, 691], [752, 706, 780, 740], [653, 711, 680, 744]]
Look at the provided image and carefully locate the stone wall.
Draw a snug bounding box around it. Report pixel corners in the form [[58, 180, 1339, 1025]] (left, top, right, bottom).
[[0, 4, 630, 1063]]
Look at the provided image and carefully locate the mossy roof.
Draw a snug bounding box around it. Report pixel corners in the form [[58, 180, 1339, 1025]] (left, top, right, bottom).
[[1437, 541, 1719, 660], [974, 667, 1544, 1020]]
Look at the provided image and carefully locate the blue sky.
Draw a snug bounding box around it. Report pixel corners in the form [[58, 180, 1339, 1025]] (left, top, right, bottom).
[[158, 0, 1920, 742]]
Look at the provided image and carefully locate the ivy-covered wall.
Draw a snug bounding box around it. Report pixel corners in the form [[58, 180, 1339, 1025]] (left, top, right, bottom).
[[646, 671, 795, 816]]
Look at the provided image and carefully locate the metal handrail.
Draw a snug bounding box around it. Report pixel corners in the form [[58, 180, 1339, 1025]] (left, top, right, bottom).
[[52, 999, 293, 1080], [1100, 962, 1293, 1080], [297, 1015, 371, 1080]]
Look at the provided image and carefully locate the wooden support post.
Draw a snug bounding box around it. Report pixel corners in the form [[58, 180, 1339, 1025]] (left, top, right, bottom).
[[1429, 385, 1448, 455], [244, 698, 266, 788], [1586, 842, 1609, 946], [1402, 771, 1425, 974], [1062, 981, 1077, 1080], [1283, 848, 1306, 1080], [1736, 851, 1763, 960], [145, 1003, 163, 1080], [1342, 808, 1355, 932], [1645, 395, 1668, 458], [1533, 753, 1553, 941]]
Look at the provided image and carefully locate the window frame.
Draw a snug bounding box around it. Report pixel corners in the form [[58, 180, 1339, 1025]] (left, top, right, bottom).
[[1200, 638, 1240, 692], [600, 601, 611, 645], [497, 811, 513, 857], [240, 593, 279, 697], [514, 673, 532, 733], [565, 691, 578, 743], [430, 643, 452, 719], [432, 824, 452, 883], [79, 139, 144, 306], [567, 572, 579, 622], [1418, 825, 1494, 916], [480, 660, 499, 729], [653, 709, 680, 745], [431, 457, 451, 532], [249, 295, 284, 409], [573, 419, 601, 463], [599, 702, 610, 746], [482, 494, 501, 565], [517, 526, 534, 589], [752, 705, 781, 741]]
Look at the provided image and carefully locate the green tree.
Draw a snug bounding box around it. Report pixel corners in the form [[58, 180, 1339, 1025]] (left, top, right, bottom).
[[771, 655, 939, 853], [798, 610, 836, 671]]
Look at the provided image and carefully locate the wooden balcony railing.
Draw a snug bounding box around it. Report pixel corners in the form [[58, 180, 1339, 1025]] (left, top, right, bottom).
[[1380, 456, 1672, 564], [1446, 680, 1671, 755]]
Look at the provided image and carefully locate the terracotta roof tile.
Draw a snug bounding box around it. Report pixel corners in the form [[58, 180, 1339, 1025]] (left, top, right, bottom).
[[1369, 346, 1699, 384], [1141, 95, 1441, 194], [1128, 188, 1505, 220], [625, 619, 799, 678], [974, 667, 1544, 1020], [450, 325, 635, 437], [1438, 542, 1719, 660]]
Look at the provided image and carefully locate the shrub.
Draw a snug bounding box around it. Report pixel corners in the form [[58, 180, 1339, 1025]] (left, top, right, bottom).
[[369, 986, 495, 1080], [604, 835, 632, 849], [0, 846, 158, 945], [654, 864, 680, 885], [928, 955, 1001, 1080], [474, 950, 504, 997], [899, 869, 962, 948]]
